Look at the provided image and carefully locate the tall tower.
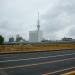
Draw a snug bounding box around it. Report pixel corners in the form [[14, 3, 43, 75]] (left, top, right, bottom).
[[37, 12, 40, 31], [29, 12, 43, 42]]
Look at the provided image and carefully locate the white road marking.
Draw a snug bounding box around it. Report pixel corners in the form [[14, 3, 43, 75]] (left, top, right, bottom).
[[0, 57, 74, 70], [0, 53, 75, 63], [0, 50, 74, 57], [61, 71, 75, 75], [42, 67, 75, 75]]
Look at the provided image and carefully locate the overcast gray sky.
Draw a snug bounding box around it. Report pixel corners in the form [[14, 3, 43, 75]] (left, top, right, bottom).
[[0, 0, 75, 41]]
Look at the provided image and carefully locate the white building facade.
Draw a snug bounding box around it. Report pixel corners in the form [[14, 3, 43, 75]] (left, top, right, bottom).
[[29, 30, 43, 43]]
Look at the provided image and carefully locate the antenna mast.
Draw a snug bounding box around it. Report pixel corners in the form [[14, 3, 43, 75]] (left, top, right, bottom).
[[37, 12, 40, 31]]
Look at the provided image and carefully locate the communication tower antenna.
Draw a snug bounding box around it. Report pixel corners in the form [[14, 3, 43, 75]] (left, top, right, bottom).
[[37, 12, 40, 31]]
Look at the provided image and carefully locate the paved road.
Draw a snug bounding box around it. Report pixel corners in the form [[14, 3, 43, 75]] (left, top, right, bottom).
[[0, 49, 75, 75]]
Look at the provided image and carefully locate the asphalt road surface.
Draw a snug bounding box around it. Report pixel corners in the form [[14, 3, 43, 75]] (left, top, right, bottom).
[[0, 49, 75, 75]]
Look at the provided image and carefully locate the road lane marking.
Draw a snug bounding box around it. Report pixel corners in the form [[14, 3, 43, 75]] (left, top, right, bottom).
[[61, 71, 75, 75], [0, 53, 75, 63], [0, 57, 74, 70], [42, 67, 75, 75], [0, 50, 74, 58], [0, 50, 69, 57]]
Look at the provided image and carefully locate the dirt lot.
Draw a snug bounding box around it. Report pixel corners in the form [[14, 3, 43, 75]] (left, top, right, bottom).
[[0, 43, 75, 53]]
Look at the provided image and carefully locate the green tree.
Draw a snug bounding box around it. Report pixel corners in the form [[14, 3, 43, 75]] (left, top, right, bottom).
[[0, 35, 4, 44]]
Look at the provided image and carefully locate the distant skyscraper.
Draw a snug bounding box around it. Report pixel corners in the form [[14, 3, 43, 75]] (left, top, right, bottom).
[[29, 13, 43, 42]]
